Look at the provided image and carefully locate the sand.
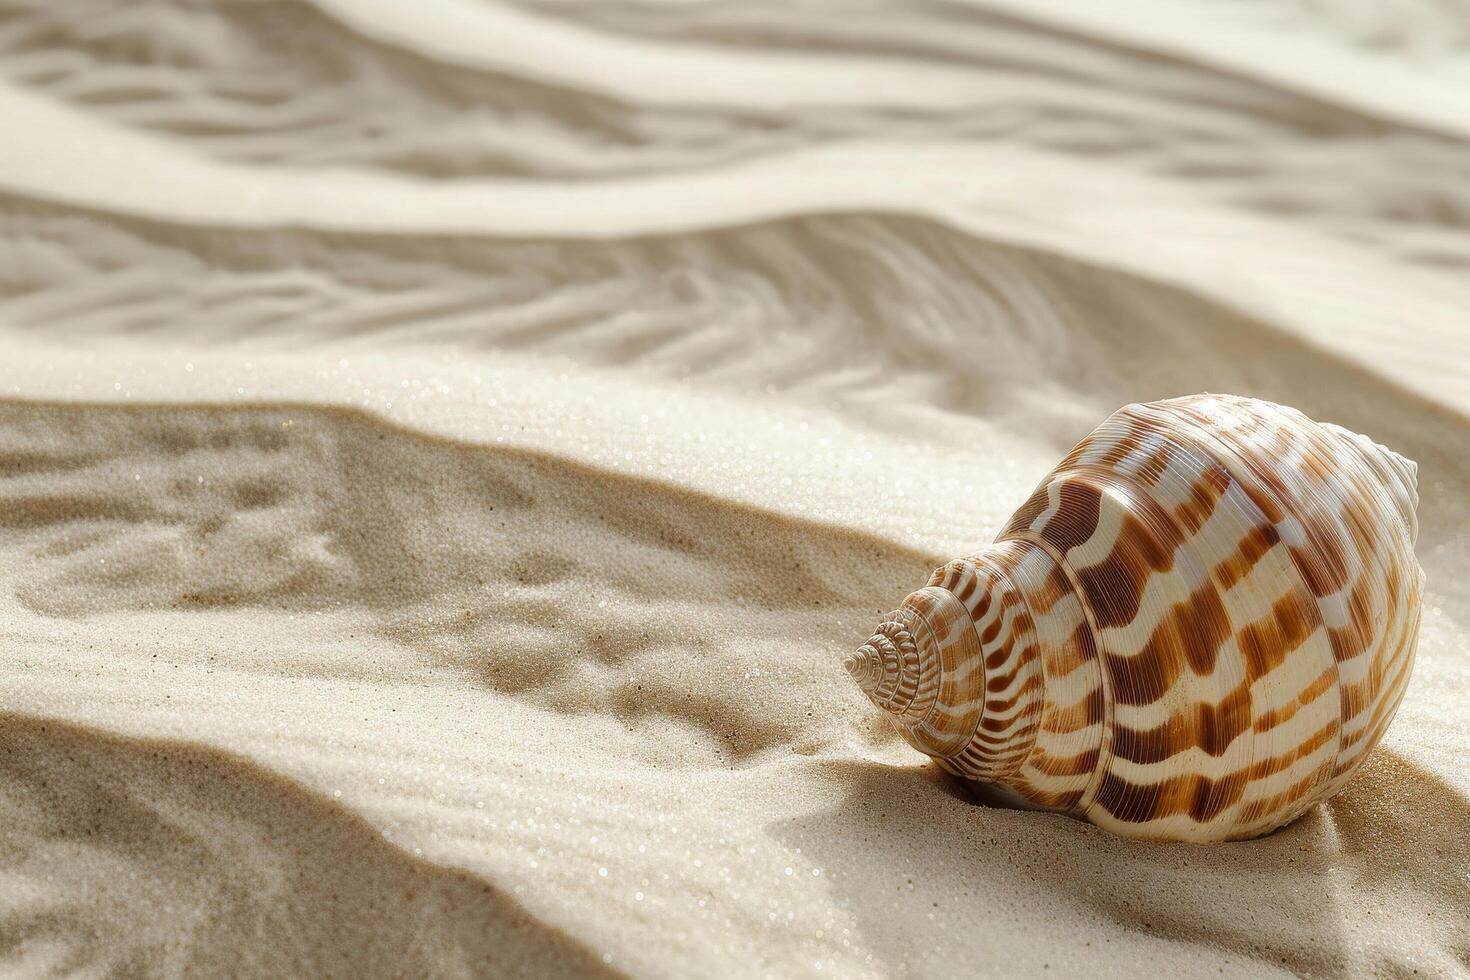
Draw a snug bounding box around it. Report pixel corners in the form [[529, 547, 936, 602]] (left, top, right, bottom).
[[1, 1, 1468, 977]]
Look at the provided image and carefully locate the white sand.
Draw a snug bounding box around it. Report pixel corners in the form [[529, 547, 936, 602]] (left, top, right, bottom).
[[1, 1, 1468, 976]]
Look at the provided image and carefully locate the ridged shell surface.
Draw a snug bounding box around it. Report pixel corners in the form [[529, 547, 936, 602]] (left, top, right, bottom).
[[846, 394, 1423, 842]]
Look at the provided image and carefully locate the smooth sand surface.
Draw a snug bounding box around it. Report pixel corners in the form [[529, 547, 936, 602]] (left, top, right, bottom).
[[1, 2, 1468, 977]]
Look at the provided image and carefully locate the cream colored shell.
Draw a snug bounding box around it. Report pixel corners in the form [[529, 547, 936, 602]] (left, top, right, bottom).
[[846, 394, 1423, 842]]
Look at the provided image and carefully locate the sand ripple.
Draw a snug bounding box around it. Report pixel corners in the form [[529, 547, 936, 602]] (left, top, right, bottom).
[[1, 1, 1468, 976]]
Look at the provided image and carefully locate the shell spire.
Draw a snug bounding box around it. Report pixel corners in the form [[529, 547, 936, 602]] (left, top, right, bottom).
[[845, 394, 1423, 842], [851, 571, 1044, 777], [845, 620, 919, 709]]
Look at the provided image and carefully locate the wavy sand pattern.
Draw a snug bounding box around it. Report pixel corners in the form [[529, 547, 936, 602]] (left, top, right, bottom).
[[1, 1, 1467, 976]]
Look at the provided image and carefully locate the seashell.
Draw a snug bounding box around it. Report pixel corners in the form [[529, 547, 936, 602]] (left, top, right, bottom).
[[846, 394, 1423, 842]]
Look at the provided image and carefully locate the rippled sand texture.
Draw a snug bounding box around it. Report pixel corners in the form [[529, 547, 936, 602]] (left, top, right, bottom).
[[2, 1, 1469, 977]]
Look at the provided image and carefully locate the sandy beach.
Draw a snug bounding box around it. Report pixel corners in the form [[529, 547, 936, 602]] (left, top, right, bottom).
[[1, 1, 1468, 976]]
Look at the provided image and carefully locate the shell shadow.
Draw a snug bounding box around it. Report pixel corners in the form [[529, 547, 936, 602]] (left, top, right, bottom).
[[0, 713, 623, 979], [770, 750, 1470, 976]]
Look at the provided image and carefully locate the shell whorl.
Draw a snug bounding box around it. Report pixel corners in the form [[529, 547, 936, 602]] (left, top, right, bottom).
[[846, 620, 922, 714], [846, 394, 1424, 842], [850, 571, 1043, 778]]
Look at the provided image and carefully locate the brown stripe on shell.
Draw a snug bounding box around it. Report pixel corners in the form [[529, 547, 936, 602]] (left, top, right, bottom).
[[1041, 621, 1095, 680], [1095, 767, 1250, 824], [1105, 583, 1233, 706], [1110, 680, 1252, 764], [1252, 666, 1337, 733], [1039, 686, 1106, 734], [1071, 509, 1178, 629], [1032, 562, 1074, 614], [1030, 746, 1101, 778], [986, 671, 1044, 713], [1132, 440, 1175, 488], [1248, 721, 1339, 780], [1235, 761, 1334, 832], [1173, 465, 1231, 534], [1333, 604, 1418, 778], [1326, 574, 1375, 666], [1029, 479, 1104, 553], [1213, 522, 1281, 591], [980, 598, 1022, 644], [1238, 589, 1317, 682], [1001, 485, 1054, 540], [1094, 431, 1146, 470]]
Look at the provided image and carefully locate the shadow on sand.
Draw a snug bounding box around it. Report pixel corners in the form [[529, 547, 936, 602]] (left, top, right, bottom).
[[0, 713, 624, 979], [772, 751, 1470, 976]]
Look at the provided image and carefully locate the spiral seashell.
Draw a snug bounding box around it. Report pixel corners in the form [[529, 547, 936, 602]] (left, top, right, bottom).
[[847, 394, 1423, 842]]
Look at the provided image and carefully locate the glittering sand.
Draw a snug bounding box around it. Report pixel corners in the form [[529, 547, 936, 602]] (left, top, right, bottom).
[[2, 1, 1469, 976]]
